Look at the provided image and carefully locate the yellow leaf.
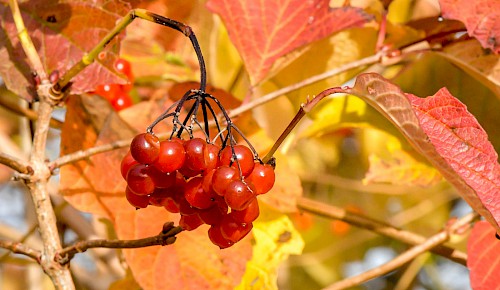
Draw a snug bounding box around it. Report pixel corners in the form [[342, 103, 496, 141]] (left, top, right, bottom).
[[364, 150, 443, 188], [236, 207, 304, 290]]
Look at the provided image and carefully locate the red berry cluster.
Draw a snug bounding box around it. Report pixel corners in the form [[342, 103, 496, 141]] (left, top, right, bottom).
[[120, 133, 275, 248], [94, 59, 134, 111]]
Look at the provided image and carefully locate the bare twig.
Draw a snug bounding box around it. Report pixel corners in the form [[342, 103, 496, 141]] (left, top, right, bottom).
[[8, 0, 47, 80], [0, 152, 31, 174], [55, 222, 183, 265], [297, 197, 468, 265], [322, 212, 478, 290], [0, 239, 41, 262]]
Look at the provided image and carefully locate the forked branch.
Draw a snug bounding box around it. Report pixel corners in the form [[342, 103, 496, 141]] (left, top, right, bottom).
[[55, 222, 183, 265]]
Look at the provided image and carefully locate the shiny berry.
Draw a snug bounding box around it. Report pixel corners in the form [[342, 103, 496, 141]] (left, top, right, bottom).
[[247, 163, 275, 194], [154, 140, 186, 173], [224, 180, 255, 211], [211, 166, 238, 196], [219, 145, 255, 177], [179, 214, 204, 231], [230, 198, 259, 223], [126, 164, 155, 195], [130, 133, 160, 164], [120, 151, 138, 180], [125, 187, 150, 209], [220, 216, 253, 243], [208, 225, 234, 249]]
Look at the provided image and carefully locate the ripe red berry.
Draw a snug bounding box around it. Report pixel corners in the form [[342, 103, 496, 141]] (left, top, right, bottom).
[[220, 216, 253, 243], [199, 197, 228, 225], [120, 151, 138, 180], [204, 143, 220, 173], [183, 138, 207, 172], [114, 58, 133, 80], [219, 145, 255, 177], [230, 197, 259, 223], [224, 180, 255, 211], [184, 177, 217, 210], [211, 166, 238, 196], [149, 187, 173, 207], [247, 163, 275, 194], [111, 92, 133, 111], [125, 187, 150, 209], [154, 140, 186, 173], [126, 164, 155, 195], [130, 133, 160, 165], [164, 197, 180, 213], [94, 83, 121, 101], [208, 225, 234, 249], [148, 167, 176, 189], [179, 213, 204, 231]]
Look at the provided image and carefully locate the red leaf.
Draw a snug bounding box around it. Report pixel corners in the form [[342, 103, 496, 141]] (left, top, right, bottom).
[[467, 221, 500, 290], [439, 0, 500, 53], [206, 0, 373, 84], [349, 73, 500, 232], [0, 1, 130, 100]]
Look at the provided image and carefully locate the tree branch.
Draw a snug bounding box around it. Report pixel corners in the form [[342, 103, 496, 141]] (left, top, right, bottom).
[[0, 152, 31, 174], [323, 212, 478, 290], [0, 239, 41, 262], [55, 222, 183, 265], [297, 197, 468, 265]]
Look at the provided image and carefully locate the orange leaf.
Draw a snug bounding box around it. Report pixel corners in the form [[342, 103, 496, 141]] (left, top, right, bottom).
[[467, 221, 500, 290], [206, 0, 373, 84]]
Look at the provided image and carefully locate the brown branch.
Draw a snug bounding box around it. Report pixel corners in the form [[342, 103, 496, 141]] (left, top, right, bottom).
[[0, 90, 63, 129], [323, 212, 478, 290], [0, 239, 41, 262], [55, 222, 183, 265], [297, 197, 468, 265], [0, 152, 31, 174]]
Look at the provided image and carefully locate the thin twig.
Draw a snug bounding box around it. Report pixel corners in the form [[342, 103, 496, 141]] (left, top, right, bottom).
[[0, 91, 63, 129], [0, 239, 41, 262], [0, 152, 31, 174], [322, 212, 478, 290], [8, 0, 47, 80], [55, 222, 183, 265], [297, 197, 468, 265]]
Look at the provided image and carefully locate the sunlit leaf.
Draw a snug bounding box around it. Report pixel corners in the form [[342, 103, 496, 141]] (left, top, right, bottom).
[[236, 207, 304, 290], [439, 0, 500, 53], [206, 0, 373, 84], [0, 0, 131, 100], [467, 221, 500, 290], [364, 150, 442, 188], [349, 73, 500, 232]]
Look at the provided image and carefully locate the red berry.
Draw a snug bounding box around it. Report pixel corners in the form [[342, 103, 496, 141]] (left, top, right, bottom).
[[208, 225, 234, 249], [204, 143, 220, 173], [149, 187, 173, 207], [220, 216, 253, 243], [111, 92, 133, 111], [154, 140, 186, 173], [199, 198, 228, 225], [230, 198, 259, 223], [125, 187, 150, 209], [148, 167, 176, 189], [183, 138, 207, 172], [219, 145, 255, 177], [184, 177, 217, 210], [120, 151, 138, 180], [178, 195, 197, 216], [202, 169, 216, 195], [94, 83, 121, 101], [130, 133, 160, 165], [224, 180, 256, 211], [126, 164, 155, 195], [179, 213, 204, 231], [211, 166, 238, 196], [247, 163, 275, 195], [115, 58, 133, 80], [164, 197, 180, 213]]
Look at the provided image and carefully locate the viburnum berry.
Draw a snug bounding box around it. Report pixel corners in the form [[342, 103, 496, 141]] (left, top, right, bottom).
[[230, 197, 260, 223], [179, 213, 204, 231], [154, 139, 186, 173], [211, 166, 238, 196], [219, 145, 255, 177], [224, 180, 256, 211], [183, 138, 207, 172], [220, 216, 253, 243], [126, 164, 155, 195], [110, 92, 133, 111], [247, 163, 275, 195], [184, 177, 217, 210], [208, 225, 234, 249], [130, 133, 160, 165], [120, 151, 138, 180], [115, 58, 133, 81], [204, 143, 220, 172], [126, 187, 150, 209]]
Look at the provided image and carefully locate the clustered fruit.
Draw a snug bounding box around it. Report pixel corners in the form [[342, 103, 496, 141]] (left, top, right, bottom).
[[94, 58, 134, 111], [120, 132, 275, 248]]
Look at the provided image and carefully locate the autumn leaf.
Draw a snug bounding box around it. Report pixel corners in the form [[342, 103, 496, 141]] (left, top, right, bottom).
[[348, 73, 500, 232], [115, 207, 252, 290], [205, 0, 373, 84], [439, 0, 500, 53], [0, 0, 130, 100], [467, 221, 500, 290]]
